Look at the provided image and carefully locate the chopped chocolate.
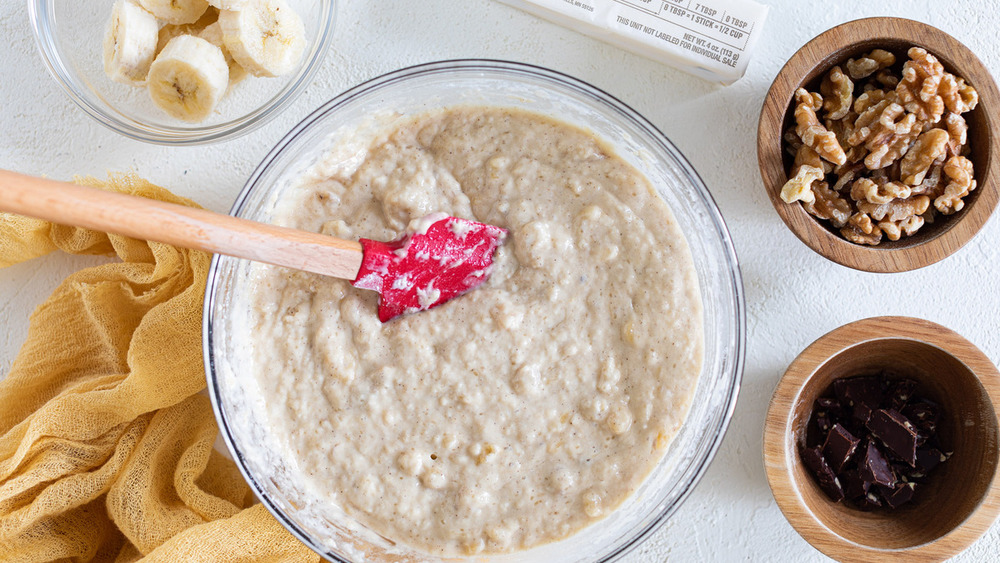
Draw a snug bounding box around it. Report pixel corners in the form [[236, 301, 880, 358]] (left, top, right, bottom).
[[833, 375, 884, 426], [834, 375, 883, 412], [887, 379, 918, 411], [903, 400, 940, 434], [879, 481, 917, 509], [915, 446, 949, 474], [815, 413, 833, 434], [805, 421, 824, 449], [802, 446, 845, 502], [851, 401, 874, 425], [867, 409, 919, 466], [890, 461, 910, 477], [856, 490, 883, 511], [858, 439, 896, 487], [802, 371, 948, 512], [815, 397, 843, 418], [823, 423, 860, 473], [915, 429, 931, 447], [915, 447, 941, 473], [840, 468, 870, 500], [808, 400, 841, 447]]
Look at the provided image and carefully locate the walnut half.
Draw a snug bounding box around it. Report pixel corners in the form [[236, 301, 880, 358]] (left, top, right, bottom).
[[793, 88, 847, 166], [900, 128, 949, 185], [935, 155, 976, 214], [821, 66, 854, 121], [846, 49, 895, 80], [780, 164, 823, 204], [804, 182, 852, 228]]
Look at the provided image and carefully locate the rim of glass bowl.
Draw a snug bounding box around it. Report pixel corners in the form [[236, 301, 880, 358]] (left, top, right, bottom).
[[203, 59, 746, 562], [27, 0, 336, 145]]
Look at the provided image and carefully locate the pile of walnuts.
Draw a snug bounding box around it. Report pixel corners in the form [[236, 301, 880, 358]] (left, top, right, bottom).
[[780, 47, 979, 245]]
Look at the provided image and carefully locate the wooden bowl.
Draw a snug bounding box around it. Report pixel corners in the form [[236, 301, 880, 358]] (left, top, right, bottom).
[[758, 18, 1000, 272], [764, 317, 1000, 561]]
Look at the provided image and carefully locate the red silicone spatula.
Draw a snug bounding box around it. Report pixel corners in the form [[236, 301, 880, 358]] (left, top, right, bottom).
[[0, 170, 507, 322]]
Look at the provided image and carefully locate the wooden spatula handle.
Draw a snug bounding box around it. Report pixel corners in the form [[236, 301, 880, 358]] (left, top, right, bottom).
[[0, 170, 364, 280]]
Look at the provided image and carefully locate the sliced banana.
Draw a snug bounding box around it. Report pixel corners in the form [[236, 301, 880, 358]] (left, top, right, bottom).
[[218, 0, 305, 78], [198, 22, 249, 88], [139, 0, 210, 25], [207, 0, 249, 8], [147, 35, 229, 122], [103, 0, 159, 86], [156, 7, 219, 54]]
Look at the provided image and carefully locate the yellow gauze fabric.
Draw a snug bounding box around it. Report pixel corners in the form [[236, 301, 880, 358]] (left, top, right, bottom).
[[0, 174, 319, 563]]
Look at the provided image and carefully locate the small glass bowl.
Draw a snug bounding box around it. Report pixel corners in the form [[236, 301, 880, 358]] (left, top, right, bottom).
[[204, 60, 746, 562], [28, 0, 336, 145]]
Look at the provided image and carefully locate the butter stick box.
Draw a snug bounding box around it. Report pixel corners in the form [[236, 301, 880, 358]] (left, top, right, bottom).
[[498, 0, 768, 84]]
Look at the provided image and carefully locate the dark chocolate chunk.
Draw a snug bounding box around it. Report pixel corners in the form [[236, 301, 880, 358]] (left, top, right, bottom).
[[834, 376, 884, 426], [886, 378, 918, 411], [879, 481, 917, 509], [915, 429, 931, 447], [867, 408, 919, 466], [815, 397, 843, 418], [903, 400, 940, 434], [856, 490, 883, 511], [890, 461, 910, 475], [809, 398, 841, 447], [816, 414, 833, 434], [805, 423, 823, 449], [816, 396, 841, 410], [801, 446, 845, 502], [882, 444, 913, 466], [823, 423, 860, 473], [834, 376, 884, 411], [915, 446, 950, 474], [851, 401, 874, 425], [858, 440, 896, 487], [803, 373, 948, 513], [840, 468, 870, 500]]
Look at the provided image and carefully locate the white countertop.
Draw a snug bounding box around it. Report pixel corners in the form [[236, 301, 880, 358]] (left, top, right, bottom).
[[2, 0, 999, 560]]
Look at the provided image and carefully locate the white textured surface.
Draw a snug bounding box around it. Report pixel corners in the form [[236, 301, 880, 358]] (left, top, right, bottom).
[[2, 0, 999, 561]]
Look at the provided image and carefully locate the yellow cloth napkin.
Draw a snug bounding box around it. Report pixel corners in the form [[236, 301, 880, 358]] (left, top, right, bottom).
[[0, 174, 319, 563]]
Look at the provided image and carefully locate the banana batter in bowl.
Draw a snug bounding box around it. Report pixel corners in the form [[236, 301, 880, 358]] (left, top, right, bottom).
[[236, 105, 704, 556]]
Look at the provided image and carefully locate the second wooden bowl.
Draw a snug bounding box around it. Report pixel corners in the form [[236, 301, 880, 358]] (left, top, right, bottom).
[[764, 317, 1000, 562], [758, 17, 1000, 273]]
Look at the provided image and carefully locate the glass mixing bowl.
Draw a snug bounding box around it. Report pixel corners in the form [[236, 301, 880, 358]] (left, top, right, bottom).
[[28, 0, 336, 145], [204, 60, 745, 562]]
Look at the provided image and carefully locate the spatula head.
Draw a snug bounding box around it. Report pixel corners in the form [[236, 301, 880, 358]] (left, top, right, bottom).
[[351, 213, 508, 322]]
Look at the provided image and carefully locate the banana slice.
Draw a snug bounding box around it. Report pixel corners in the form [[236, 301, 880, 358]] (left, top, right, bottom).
[[218, 0, 305, 78], [157, 7, 219, 54], [103, 0, 159, 86], [199, 22, 249, 88], [207, 0, 249, 8], [139, 0, 210, 25], [147, 35, 229, 122]]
